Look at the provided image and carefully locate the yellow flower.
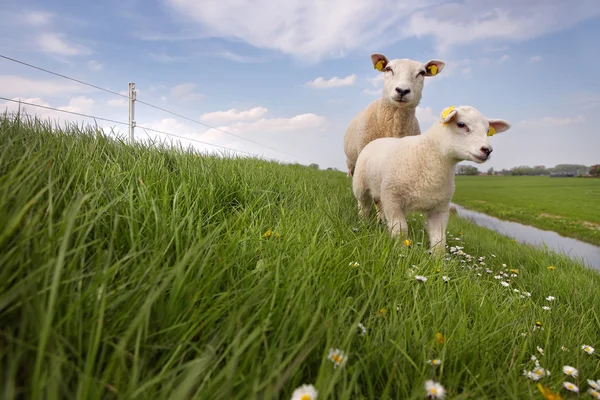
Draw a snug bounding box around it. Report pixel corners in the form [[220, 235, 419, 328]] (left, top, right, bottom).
[[378, 308, 388, 317], [436, 332, 445, 344], [510, 269, 519, 274], [404, 239, 412, 247], [537, 383, 563, 400], [548, 265, 556, 270], [275, 233, 281, 239], [263, 229, 273, 239]]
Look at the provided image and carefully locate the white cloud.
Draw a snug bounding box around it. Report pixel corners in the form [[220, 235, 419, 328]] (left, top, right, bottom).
[[170, 83, 204, 101], [37, 33, 91, 56], [1, 96, 93, 122], [499, 54, 511, 63], [87, 60, 103, 71], [22, 11, 54, 27], [58, 96, 95, 114], [164, 0, 600, 61], [462, 66, 472, 74], [200, 107, 269, 122], [218, 51, 263, 63], [306, 74, 357, 89], [482, 45, 509, 53], [529, 55, 542, 63], [520, 115, 585, 127], [149, 52, 184, 63], [108, 98, 128, 108], [362, 88, 381, 96], [416, 106, 438, 126], [0, 75, 89, 97]]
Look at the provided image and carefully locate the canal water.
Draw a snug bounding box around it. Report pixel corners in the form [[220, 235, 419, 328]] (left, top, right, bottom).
[[450, 203, 600, 271]]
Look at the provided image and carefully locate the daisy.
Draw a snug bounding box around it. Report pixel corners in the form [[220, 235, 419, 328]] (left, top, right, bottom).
[[563, 382, 579, 393], [588, 380, 600, 390], [427, 359, 442, 366], [589, 389, 600, 399], [485, 268, 492, 274], [562, 366, 578, 377], [501, 281, 510, 287], [542, 306, 551, 311], [502, 263, 507, 267], [511, 274, 518, 278], [415, 275, 428, 283], [532, 366, 549, 378], [424, 380, 446, 399], [561, 346, 568, 352], [546, 296, 555, 301], [291, 384, 318, 400], [442, 276, 450, 282], [531, 355, 538, 362], [327, 348, 348, 369], [494, 275, 503, 280], [524, 292, 532, 297], [357, 323, 366, 337], [537, 346, 544, 355], [582, 345, 595, 355], [349, 261, 360, 268]]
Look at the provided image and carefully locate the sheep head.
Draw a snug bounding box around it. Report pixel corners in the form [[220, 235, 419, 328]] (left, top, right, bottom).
[[438, 105, 511, 164], [371, 53, 445, 108]]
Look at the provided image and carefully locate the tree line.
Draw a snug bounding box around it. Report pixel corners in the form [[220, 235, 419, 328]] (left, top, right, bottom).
[[456, 164, 600, 177]]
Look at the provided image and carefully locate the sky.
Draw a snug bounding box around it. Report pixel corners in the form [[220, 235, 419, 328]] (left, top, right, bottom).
[[1, 0, 599, 171]]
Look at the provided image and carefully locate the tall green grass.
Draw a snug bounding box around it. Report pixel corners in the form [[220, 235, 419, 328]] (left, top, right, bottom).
[[1, 114, 599, 400]]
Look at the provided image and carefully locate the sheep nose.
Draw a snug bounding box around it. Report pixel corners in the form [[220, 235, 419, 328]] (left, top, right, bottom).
[[481, 146, 492, 156], [395, 87, 411, 96]]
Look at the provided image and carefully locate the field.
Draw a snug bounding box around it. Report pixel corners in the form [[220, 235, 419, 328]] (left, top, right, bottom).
[[453, 176, 600, 246], [1, 115, 600, 400]]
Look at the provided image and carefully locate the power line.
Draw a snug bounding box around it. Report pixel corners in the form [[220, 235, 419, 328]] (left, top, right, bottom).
[[0, 96, 129, 126], [0, 55, 127, 99], [0, 53, 299, 160]]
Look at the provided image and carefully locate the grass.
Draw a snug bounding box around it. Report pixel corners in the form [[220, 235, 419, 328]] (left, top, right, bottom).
[[1, 114, 599, 400], [453, 175, 600, 246]]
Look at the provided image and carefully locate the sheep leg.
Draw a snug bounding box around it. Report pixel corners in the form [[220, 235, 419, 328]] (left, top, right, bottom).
[[383, 201, 408, 238], [374, 198, 384, 223], [427, 208, 449, 256], [357, 198, 373, 220]]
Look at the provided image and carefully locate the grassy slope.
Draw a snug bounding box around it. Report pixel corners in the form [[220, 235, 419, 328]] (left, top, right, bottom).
[[453, 176, 600, 246], [1, 116, 599, 400]]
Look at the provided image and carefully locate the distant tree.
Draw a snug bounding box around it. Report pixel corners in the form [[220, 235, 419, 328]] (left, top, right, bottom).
[[326, 167, 333, 170], [456, 165, 480, 175], [552, 164, 589, 176], [487, 167, 494, 175], [309, 163, 319, 169], [589, 164, 600, 176]]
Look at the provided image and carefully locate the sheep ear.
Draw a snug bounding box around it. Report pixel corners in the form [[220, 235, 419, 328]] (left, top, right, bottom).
[[487, 119, 511, 136], [424, 60, 445, 76], [371, 53, 389, 72], [441, 106, 458, 125]]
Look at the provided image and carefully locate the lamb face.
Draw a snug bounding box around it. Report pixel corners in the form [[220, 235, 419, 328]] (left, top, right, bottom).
[[371, 53, 445, 108], [438, 105, 511, 164]]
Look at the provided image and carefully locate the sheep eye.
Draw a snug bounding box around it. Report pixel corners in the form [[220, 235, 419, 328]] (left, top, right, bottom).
[[418, 70, 426, 76], [456, 122, 469, 132], [385, 66, 392, 72]]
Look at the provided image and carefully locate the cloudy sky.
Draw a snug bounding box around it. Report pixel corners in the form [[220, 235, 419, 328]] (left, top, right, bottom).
[[1, 0, 599, 170]]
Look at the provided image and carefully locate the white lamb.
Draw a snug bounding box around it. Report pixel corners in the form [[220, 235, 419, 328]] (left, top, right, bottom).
[[343, 53, 445, 177], [352, 105, 511, 255]]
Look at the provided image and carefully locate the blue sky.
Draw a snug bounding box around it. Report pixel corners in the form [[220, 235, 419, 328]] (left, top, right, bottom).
[[1, 0, 599, 171]]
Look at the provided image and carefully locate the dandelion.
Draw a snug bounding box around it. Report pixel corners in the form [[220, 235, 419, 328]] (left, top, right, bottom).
[[404, 239, 412, 247], [537, 384, 563, 400], [327, 348, 348, 369], [546, 296, 555, 302], [501, 281, 510, 287], [436, 332, 445, 344], [562, 366, 578, 377], [582, 345, 595, 355], [442, 276, 450, 282], [548, 265, 556, 270], [589, 389, 600, 399], [562, 382, 579, 393], [378, 308, 387, 317], [427, 359, 442, 366], [542, 306, 551, 311], [537, 346, 544, 355], [415, 275, 428, 283], [357, 323, 366, 337], [349, 261, 360, 268], [424, 380, 446, 399], [263, 229, 273, 239], [291, 384, 318, 400], [588, 380, 600, 390], [510, 268, 519, 274]]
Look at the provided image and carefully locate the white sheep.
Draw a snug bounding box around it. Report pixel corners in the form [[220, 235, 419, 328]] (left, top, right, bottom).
[[343, 53, 445, 177], [352, 105, 511, 254]]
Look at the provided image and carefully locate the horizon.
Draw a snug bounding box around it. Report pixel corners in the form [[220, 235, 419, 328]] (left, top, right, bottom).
[[1, 0, 599, 171]]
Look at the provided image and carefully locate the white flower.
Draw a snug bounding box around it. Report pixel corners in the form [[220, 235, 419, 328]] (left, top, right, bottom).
[[424, 380, 445, 399], [357, 323, 366, 337], [480, 261, 486, 265], [589, 389, 600, 399], [588, 380, 600, 390], [582, 345, 595, 355], [327, 348, 348, 369], [511, 274, 518, 277], [524, 292, 532, 297], [492, 254, 496, 257], [513, 289, 520, 293], [561, 346, 569, 351], [485, 268, 492, 274], [532, 366, 549, 378], [450, 247, 457, 253], [291, 384, 318, 400], [427, 359, 442, 366], [501, 281, 510, 287], [415, 275, 428, 283], [524, 370, 541, 381], [349, 261, 360, 268], [494, 275, 502, 280], [562, 366, 578, 377], [531, 355, 537, 362], [546, 296, 555, 301], [537, 346, 544, 355], [563, 382, 579, 393], [442, 276, 450, 282], [477, 273, 482, 276], [502, 263, 507, 267], [542, 306, 551, 311]]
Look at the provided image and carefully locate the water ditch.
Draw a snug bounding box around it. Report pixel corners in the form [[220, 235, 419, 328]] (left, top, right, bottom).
[[450, 203, 600, 271]]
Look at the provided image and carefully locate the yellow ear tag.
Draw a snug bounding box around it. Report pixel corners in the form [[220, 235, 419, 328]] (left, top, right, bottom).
[[427, 65, 438, 76], [375, 60, 385, 71], [487, 126, 497, 137], [441, 105, 455, 126]]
